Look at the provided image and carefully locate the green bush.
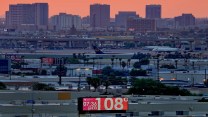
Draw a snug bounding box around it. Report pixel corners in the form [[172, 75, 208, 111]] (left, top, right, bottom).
[[128, 79, 191, 96], [0, 82, 6, 90]]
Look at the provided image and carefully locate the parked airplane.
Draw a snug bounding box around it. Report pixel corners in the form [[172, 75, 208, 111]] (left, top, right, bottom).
[[92, 45, 104, 54], [144, 46, 179, 52], [92, 45, 134, 55]]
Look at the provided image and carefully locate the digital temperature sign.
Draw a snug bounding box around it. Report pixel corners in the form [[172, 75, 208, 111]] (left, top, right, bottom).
[[78, 97, 128, 113]]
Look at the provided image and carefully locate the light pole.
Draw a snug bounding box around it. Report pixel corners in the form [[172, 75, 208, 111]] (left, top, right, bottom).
[[76, 68, 81, 92], [58, 57, 65, 86], [157, 57, 160, 81], [31, 79, 36, 117], [204, 69, 207, 86]]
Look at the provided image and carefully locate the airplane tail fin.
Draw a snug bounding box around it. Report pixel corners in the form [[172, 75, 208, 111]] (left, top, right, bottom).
[[92, 45, 104, 54]]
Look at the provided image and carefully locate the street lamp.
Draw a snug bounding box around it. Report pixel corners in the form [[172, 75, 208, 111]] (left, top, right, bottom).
[[58, 57, 65, 86], [157, 57, 160, 81], [31, 78, 36, 117], [76, 68, 81, 92]]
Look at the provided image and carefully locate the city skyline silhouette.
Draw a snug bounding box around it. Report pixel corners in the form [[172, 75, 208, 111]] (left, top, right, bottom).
[[0, 0, 208, 18]]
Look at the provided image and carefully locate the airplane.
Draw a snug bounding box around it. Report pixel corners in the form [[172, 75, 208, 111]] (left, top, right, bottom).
[[92, 45, 104, 54], [92, 45, 135, 55], [143, 46, 179, 52]]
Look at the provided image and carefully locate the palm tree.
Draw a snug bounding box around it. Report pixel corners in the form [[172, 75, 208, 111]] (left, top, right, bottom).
[[86, 77, 92, 91], [175, 59, 178, 69], [83, 58, 86, 66], [121, 61, 127, 70], [119, 58, 122, 67], [127, 59, 131, 68], [192, 61, 195, 70], [111, 58, 114, 68]]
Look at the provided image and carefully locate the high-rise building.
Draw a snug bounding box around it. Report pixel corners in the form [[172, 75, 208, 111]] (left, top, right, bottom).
[[127, 18, 156, 32], [90, 4, 110, 28], [115, 11, 138, 28], [6, 3, 48, 29], [34, 3, 48, 26], [146, 5, 161, 19], [6, 4, 35, 28], [50, 13, 81, 30], [175, 14, 195, 27]]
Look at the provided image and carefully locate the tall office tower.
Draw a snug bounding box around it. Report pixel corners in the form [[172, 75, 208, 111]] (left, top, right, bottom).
[[175, 14, 195, 27], [34, 3, 48, 26], [115, 11, 138, 28], [50, 13, 81, 30], [146, 5, 161, 19], [5, 3, 48, 29], [127, 17, 156, 32], [6, 4, 35, 28], [90, 4, 110, 28]]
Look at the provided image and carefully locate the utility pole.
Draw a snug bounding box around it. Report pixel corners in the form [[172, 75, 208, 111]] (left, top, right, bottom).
[[31, 79, 35, 117], [58, 58, 63, 86], [157, 58, 160, 81], [78, 74, 81, 92], [156, 54, 160, 81]]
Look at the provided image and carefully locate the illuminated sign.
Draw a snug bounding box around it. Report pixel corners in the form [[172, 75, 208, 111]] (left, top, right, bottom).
[[78, 97, 128, 113], [42, 58, 54, 64]]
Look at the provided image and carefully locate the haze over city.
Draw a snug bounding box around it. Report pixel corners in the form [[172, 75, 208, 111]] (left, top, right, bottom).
[[0, 0, 208, 18]]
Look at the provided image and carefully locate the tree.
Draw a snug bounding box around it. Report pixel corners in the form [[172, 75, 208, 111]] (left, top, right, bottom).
[[0, 82, 6, 90], [160, 64, 176, 69], [41, 69, 47, 75], [102, 78, 111, 94], [102, 66, 113, 76], [32, 83, 55, 91], [111, 58, 114, 68], [133, 61, 141, 69], [68, 58, 80, 64], [92, 57, 96, 69], [128, 79, 191, 96], [115, 58, 118, 67], [121, 61, 126, 70], [127, 59, 131, 67], [139, 59, 150, 65], [53, 65, 67, 76], [108, 77, 127, 85], [89, 78, 101, 92], [86, 77, 92, 91], [175, 60, 178, 69], [130, 69, 147, 76], [72, 53, 77, 59], [119, 58, 122, 67]]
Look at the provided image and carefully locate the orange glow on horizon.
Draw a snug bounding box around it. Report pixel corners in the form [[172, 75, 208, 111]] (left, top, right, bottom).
[[0, 0, 208, 18]]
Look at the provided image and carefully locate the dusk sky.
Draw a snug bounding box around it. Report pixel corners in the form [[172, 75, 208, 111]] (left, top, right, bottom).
[[0, 0, 208, 18]]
